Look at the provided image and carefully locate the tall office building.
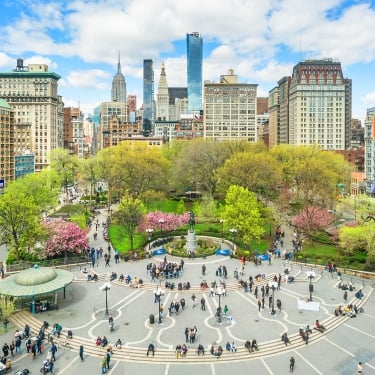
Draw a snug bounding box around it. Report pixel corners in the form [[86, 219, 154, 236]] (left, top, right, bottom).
[[143, 59, 154, 135], [0, 98, 14, 186], [365, 107, 375, 193], [186, 32, 203, 114], [156, 63, 169, 121], [270, 59, 352, 150], [0, 59, 62, 171], [111, 54, 126, 103], [204, 69, 258, 141]]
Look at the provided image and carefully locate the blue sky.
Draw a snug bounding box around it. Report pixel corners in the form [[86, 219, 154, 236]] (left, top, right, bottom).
[[0, 0, 375, 121]]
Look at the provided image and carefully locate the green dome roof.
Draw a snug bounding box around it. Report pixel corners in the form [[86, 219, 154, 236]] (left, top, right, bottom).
[[14, 264, 58, 286]]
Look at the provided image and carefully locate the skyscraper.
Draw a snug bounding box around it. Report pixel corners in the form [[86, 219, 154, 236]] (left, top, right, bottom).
[[0, 59, 62, 171], [111, 54, 126, 102], [143, 59, 154, 135], [270, 59, 352, 150], [156, 63, 169, 121], [186, 32, 203, 114]]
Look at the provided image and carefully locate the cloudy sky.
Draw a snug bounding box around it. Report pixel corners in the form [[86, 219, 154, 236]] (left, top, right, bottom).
[[1, 0, 375, 120]]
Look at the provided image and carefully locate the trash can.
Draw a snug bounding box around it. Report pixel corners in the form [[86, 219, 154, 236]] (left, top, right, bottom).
[[149, 314, 155, 324], [124, 255, 129, 262]]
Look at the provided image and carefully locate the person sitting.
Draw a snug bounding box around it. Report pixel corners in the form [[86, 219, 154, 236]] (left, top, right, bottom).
[[215, 346, 223, 358], [355, 289, 364, 299], [146, 343, 155, 356], [96, 336, 102, 346], [101, 336, 108, 347], [110, 272, 117, 281], [230, 342, 237, 352], [115, 339, 122, 349], [281, 332, 291, 345], [210, 345, 215, 355], [245, 340, 252, 352], [125, 275, 131, 284], [225, 341, 231, 351], [299, 327, 306, 341], [251, 339, 259, 351], [119, 274, 124, 282], [305, 324, 312, 334], [315, 320, 325, 332], [67, 330, 73, 339], [175, 344, 182, 358], [181, 344, 188, 357], [92, 274, 98, 282], [197, 343, 205, 355]]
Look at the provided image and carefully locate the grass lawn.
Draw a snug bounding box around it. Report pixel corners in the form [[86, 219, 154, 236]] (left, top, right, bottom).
[[109, 226, 145, 253]]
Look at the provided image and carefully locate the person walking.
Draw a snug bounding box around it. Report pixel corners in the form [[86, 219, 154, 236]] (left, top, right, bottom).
[[51, 342, 57, 361], [79, 345, 84, 361], [258, 299, 261, 312], [344, 290, 348, 302], [290, 356, 295, 372], [202, 264, 206, 276], [357, 361, 363, 374], [105, 254, 110, 267], [191, 294, 196, 308], [201, 297, 206, 311]]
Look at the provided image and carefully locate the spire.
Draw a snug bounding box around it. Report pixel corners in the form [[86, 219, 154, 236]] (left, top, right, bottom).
[[117, 51, 121, 74]]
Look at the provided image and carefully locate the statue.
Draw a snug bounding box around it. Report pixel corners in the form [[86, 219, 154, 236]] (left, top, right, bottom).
[[188, 211, 195, 232]]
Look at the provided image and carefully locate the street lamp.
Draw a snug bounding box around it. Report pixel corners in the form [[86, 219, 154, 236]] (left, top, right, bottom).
[[229, 228, 237, 253], [219, 219, 225, 240], [215, 286, 224, 323], [154, 287, 164, 324], [146, 228, 154, 250], [268, 281, 278, 315], [99, 282, 111, 315], [158, 218, 165, 233], [307, 271, 315, 301]]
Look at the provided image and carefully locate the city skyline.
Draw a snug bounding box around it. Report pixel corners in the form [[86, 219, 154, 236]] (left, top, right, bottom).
[[1, 0, 374, 120]]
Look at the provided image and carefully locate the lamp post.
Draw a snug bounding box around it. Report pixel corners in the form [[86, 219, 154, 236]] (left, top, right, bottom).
[[158, 218, 165, 233], [229, 228, 237, 253], [268, 281, 278, 315], [100, 282, 111, 315], [307, 271, 315, 301], [215, 286, 224, 323], [154, 287, 164, 324], [146, 228, 154, 250], [219, 219, 225, 240]]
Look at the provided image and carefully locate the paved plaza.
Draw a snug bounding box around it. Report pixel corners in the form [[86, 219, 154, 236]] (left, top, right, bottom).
[[1, 209, 375, 375]]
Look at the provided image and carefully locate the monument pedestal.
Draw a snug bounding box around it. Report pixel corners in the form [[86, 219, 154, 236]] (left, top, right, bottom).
[[186, 230, 197, 255]]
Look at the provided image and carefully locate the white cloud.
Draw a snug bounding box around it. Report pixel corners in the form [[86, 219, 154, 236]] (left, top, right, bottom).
[[361, 92, 375, 108], [64, 69, 110, 90]]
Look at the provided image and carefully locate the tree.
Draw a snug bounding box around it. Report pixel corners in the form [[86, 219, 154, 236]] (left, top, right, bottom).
[[50, 149, 79, 201], [293, 206, 333, 243], [44, 218, 88, 258], [113, 195, 146, 251], [217, 151, 282, 201], [0, 190, 45, 260], [79, 156, 101, 208], [220, 185, 264, 250], [192, 194, 218, 222], [138, 211, 190, 233]]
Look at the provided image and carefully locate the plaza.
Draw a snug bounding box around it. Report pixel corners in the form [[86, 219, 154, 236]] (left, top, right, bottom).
[[2, 208, 375, 375]]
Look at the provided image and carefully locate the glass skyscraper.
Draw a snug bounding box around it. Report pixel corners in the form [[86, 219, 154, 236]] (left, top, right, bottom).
[[143, 59, 154, 135], [186, 32, 203, 114]]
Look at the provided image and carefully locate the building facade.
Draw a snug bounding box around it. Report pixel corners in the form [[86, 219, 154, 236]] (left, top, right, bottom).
[[187, 32, 203, 115], [64, 107, 85, 158], [0, 59, 62, 171], [102, 115, 141, 148], [156, 63, 169, 121], [0, 98, 14, 186], [268, 87, 279, 148], [364, 107, 375, 194], [111, 55, 126, 103], [143, 59, 154, 135], [203, 70, 257, 141]]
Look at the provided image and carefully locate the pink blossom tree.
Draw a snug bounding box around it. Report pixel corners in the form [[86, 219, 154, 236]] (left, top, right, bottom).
[[138, 211, 190, 233], [43, 218, 89, 258], [293, 206, 334, 244]]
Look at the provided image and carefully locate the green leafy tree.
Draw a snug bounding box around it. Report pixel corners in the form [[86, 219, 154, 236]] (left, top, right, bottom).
[[50, 148, 79, 201], [220, 185, 264, 250], [192, 194, 218, 223], [0, 191, 45, 260], [113, 194, 146, 251]]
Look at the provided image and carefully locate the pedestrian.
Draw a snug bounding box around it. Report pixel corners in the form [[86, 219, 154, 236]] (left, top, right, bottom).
[[258, 299, 261, 312], [146, 343, 155, 356], [262, 297, 265, 309], [277, 299, 282, 312], [51, 342, 57, 361], [290, 356, 295, 372], [2, 342, 9, 357], [357, 361, 363, 374], [185, 327, 189, 343], [79, 345, 84, 361], [223, 305, 229, 315], [191, 294, 196, 308], [15, 337, 21, 354], [105, 255, 110, 267], [254, 286, 258, 299], [201, 297, 206, 311], [101, 356, 107, 373], [202, 264, 206, 276], [269, 295, 273, 309], [209, 287, 214, 297], [9, 341, 14, 356], [344, 290, 348, 302]]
